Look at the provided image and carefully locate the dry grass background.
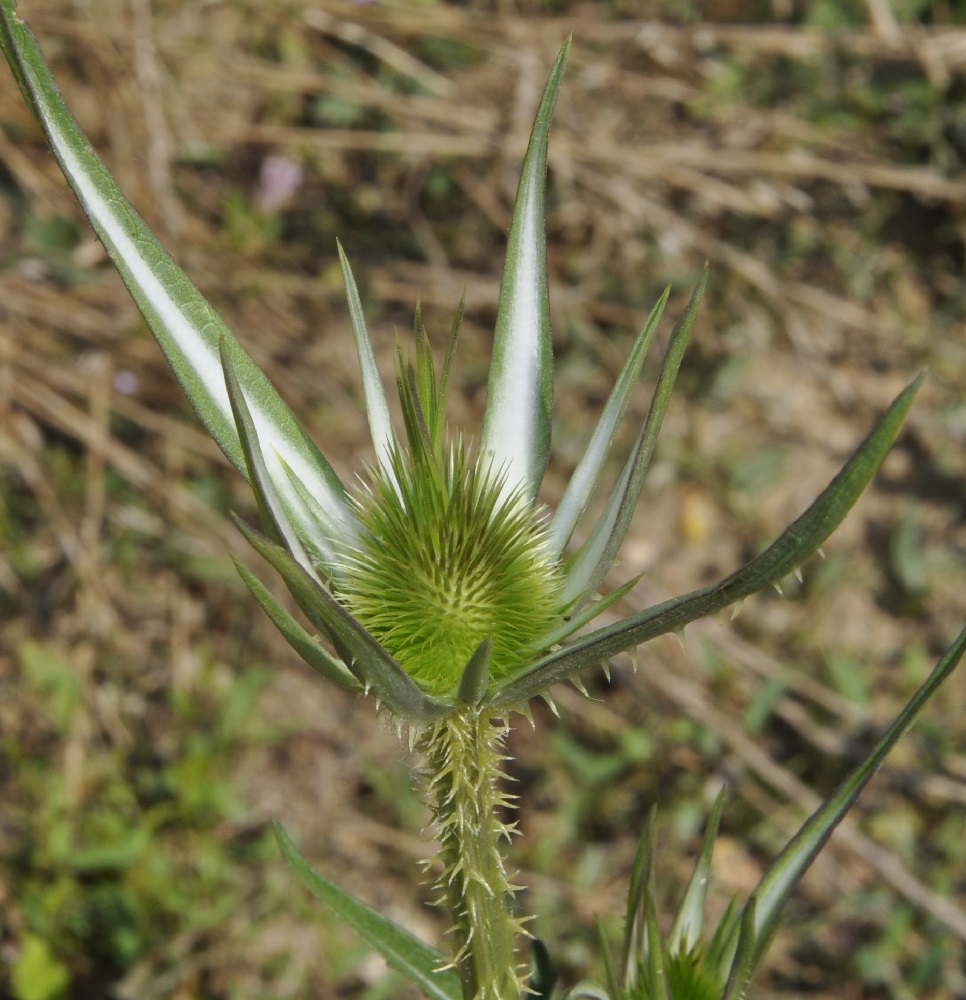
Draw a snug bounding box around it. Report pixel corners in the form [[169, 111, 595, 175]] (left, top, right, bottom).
[[1, 0, 965, 997]]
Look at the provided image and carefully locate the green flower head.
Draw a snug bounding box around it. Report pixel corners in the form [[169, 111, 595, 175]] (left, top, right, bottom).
[[342, 437, 564, 696], [0, 13, 922, 722]]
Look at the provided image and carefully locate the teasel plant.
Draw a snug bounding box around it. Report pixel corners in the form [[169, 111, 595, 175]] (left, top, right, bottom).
[[3, 6, 964, 999]]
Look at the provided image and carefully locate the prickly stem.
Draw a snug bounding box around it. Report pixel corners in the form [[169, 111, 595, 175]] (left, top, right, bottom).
[[418, 708, 528, 1000]]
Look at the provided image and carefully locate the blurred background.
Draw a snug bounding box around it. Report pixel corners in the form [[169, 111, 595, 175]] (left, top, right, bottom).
[[1, 1, 965, 997]]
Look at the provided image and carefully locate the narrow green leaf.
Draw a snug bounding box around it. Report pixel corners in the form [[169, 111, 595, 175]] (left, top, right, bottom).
[[234, 516, 452, 722], [559, 452, 634, 608], [490, 375, 922, 706], [0, 1, 351, 567], [746, 624, 966, 971], [644, 892, 671, 1000], [598, 918, 621, 1000], [481, 36, 571, 505], [435, 293, 465, 451], [401, 364, 437, 465], [338, 241, 397, 479], [233, 516, 361, 673], [669, 788, 726, 955], [535, 575, 643, 650], [622, 808, 656, 989], [720, 900, 757, 1000], [232, 559, 362, 692], [560, 268, 707, 608], [705, 896, 742, 977], [221, 338, 321, 581], [277, 456, 357, 580], [457, 636, 492, 707], [413, 303, 437, 441], [547, 287, 670, 559], [641, 806, 673, 1000], [273, 821, 461, 1000]]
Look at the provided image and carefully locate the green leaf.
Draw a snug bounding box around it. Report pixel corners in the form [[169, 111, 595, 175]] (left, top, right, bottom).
[[704, 896, 742, 978], [273, 821, 461, 1000], [597, 918, 621, 1000], [232, 559, 362, 691], [622, 807, 656, 989], [434, 294, 464, 451], [547, 287, 669, 560], [481, 36, 571, 505], [669, 788, 726, 956], [560, 268, 707, 609], [640, 812, 672, 1000], [221, 337, 321, 581], [457, 636, 492, 707], [490, 375, 922, 706], [644, 891, 672, 1000], [234, 516, 452, 722], [338, 241, 398, 479], [0, 0, 351, 568], [536, 575, 642, 650], [744, 623, 966, 972], [720, 900, 757, 1000], [277, 455, 358, 579]]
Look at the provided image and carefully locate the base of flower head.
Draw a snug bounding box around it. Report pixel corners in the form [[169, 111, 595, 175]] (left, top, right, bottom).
[[417, 706, 530, 1000], [341, 440, 566, 699]]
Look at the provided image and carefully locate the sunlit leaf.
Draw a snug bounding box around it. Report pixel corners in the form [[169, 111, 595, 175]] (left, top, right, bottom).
[[221, 338, 321, 581], [338, 241, 398, 480], [669, 788, 726, 955], [547, 287, 670, 559], [490, 375, 922, 706], [481, 36, 571, 504], [0, 1, 351, 570], [560, 268, 707, 608]]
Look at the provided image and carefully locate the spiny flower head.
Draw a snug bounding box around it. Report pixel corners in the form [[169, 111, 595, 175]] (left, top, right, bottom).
[[0, 10, 921, 722], [343, 439, 565, 696], [340, 320, 566, 696]]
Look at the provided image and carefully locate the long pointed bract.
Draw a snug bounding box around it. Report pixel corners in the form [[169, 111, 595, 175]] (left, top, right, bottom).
[[481, 37, 571, 505], [668, 788, 726, 955], [0, 1, 351, 564], [547, 288, 670, 560], [338, 241, 398, 480], [490, 375, 922, 706], [560, 268, 707, 608], [233, 560, 362, 692], [221, 339, 322, 581]]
